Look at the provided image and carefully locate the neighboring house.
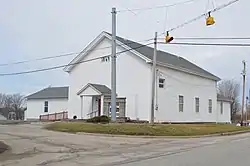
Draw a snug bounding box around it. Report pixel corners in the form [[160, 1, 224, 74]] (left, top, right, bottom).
[[0, 108, 25, 120], [60, 31, 231, 123], [0, 113, 7, 120], [217, 94, 232, 123], [26, 87, 68, 120]]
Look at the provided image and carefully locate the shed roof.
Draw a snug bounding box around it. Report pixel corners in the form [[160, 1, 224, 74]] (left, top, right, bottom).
[[217, 94, 232, 102], [77, 83, 111, 96], [26, 87, 69, 100]]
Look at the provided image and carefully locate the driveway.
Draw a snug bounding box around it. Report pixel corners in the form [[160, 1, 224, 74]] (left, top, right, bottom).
[[0, 123, 250, 166]]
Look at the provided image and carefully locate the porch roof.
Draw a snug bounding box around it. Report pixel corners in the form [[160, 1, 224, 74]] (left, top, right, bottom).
[[77, 83, 112, 96]]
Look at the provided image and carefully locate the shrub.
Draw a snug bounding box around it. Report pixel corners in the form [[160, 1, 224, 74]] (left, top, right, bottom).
[[86, 115, 110, 124]]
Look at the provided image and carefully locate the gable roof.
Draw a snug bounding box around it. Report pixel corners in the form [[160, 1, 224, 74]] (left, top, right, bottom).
[[77, 83, 111, 96], [26, 87, 69, 100], [64, 31, 220, 81]]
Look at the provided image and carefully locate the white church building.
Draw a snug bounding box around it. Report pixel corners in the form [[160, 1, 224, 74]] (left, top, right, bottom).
[[26, 31, 232, 123]]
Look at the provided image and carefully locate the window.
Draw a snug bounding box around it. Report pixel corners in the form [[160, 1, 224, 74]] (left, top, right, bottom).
[[179, 95, 184, 112], [159, 78, 165, 88], [195, 97, 199, 113], [44, 101, 48, 113], [208, 99, 212, 113], [220, 101, 223, 114]]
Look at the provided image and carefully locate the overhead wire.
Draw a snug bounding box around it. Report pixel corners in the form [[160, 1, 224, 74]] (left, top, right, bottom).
[[158, 42, 250, 47], [0, 42, 153, 76], [160, 0, 240, 35], [170, 37, 250, 40], [116, 0, 198, 12], [0, 38, 153, 67]]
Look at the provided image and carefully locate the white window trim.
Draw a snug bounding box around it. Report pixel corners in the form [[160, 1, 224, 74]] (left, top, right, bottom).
[[44, 101, 49, 113], [179, 95, 184, 112]]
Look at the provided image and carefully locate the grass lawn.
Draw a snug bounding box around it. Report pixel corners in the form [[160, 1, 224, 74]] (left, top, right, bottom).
[[45, 122, 250, 136]]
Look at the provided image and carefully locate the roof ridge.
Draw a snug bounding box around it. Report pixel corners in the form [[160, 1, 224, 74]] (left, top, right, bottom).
[[108, 33, 220, 81]]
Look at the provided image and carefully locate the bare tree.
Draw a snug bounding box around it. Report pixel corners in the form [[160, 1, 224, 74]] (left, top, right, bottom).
[[217, 79, 240, 121], [10, 94, 25, 111], [0, 93, 6, 108], [0, 93, 26, 120]]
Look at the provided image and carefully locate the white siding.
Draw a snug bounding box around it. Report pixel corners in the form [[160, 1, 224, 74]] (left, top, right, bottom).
[[68, 37, 151, 120], [26, 98, 68, 119], [216, 101, 231, 123], [155, 66, 218, 123]]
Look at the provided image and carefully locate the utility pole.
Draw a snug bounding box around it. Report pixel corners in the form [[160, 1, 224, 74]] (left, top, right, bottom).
[[150, 32, 157, 124], [246, 96, 248, 122], [111, 7, 117, 122], [241, 60, 246, 126]]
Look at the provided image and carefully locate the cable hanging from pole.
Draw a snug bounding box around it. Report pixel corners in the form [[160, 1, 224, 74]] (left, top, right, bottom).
[[158, 42, 250, 47], [116, 0, 198, 13], [0, 41, 153, 75], [168, 0, 239, 32], [0, 38, 153, 67]]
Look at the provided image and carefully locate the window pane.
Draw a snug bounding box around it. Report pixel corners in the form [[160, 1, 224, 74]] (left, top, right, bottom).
[[44, 107, 48, 113], [179, 95, 184, 112], [44, 101, 48, 106], [195, 98, 199, 112], [209, 99, 212, 113]]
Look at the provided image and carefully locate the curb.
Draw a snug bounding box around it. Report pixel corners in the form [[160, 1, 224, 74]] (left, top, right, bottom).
[[77, 130, 250, 139]]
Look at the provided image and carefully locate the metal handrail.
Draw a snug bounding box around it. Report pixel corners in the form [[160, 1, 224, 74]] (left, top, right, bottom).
[[87, 110, 99, 117]]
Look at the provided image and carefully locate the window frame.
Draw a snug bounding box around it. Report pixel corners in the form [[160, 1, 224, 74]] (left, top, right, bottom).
[[44, 101, 49, 113], [195, 97, 199, 113], [179, 95, 184, 112], [208, 99, 212, 113]]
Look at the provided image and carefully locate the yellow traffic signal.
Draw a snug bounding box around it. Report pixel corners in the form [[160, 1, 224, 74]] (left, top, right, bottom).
[[206, 12, 215, 26], [165, 31, 174, 43]]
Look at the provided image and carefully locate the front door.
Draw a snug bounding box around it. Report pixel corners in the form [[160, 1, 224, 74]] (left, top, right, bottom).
[[98, 98, 101, 116]]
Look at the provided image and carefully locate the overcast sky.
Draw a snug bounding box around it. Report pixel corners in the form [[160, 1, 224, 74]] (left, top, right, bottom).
[[0, 0, 250, 96]]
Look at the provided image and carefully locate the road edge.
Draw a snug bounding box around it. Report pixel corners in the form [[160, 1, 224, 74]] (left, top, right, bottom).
[[76, 130, 250, 139]]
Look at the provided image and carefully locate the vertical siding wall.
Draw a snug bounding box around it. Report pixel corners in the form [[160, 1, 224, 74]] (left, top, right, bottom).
[[26, 98, 68, 119], [155, 66, 218, 123], [216, 101, 231, 123]]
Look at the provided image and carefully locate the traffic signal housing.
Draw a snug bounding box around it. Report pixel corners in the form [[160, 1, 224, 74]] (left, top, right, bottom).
[[165, 31, 174, 43], [206, 12, 215, 26]]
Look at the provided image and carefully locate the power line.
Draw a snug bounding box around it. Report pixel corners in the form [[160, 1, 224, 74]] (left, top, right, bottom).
[[173, 37, 250, 40], [158, 42, 250, 47], [0, 52, 79, 67], [160, 0, 240, 34], [0, 38, 153, 67], [0, 42, 153, 76], [117, 0, 198, 12]]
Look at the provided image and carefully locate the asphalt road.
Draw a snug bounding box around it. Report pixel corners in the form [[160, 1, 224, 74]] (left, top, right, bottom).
[[120, 135, 250, 166], [0, 123, 250, 166]]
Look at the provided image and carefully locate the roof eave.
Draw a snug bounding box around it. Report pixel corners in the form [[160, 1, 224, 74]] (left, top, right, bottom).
[[147, 61, 220, 81], [63, 31, 108, 73], [27, 97, 68, 100]]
